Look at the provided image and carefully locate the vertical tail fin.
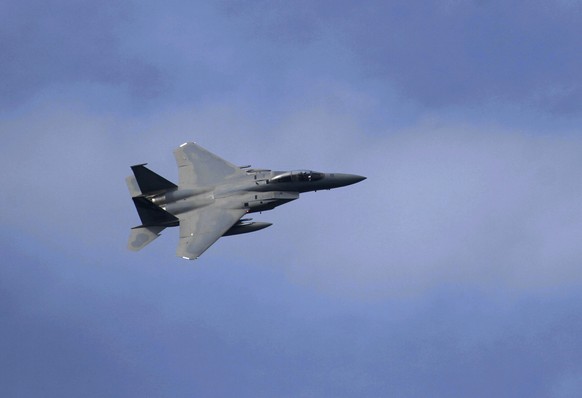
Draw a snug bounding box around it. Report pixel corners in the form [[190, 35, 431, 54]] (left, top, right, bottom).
[[126, 165, 179, 253], [130, 164, 177, 195], [132, 197, 179, 227]]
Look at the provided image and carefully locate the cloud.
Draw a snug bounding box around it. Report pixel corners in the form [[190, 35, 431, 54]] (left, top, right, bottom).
[[2, 93, 581, 298], [0, 0, 164, 108], [4, 1, 581, 115], [3, 231, 582, 397], [224, 0, 582, 114], [271, 120, 582, 298]]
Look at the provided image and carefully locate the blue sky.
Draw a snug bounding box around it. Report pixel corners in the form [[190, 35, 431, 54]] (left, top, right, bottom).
[[2, 1, 582, 396]]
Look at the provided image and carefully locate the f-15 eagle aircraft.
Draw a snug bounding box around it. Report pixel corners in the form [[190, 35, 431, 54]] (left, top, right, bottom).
[[126, 142, 366, 260]]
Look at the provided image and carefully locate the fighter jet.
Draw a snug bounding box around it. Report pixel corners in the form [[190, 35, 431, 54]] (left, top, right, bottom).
[[126, 142, 366, 259]]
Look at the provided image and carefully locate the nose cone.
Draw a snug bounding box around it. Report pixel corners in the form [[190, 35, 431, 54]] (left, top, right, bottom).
[[329, 173, 367, 188]]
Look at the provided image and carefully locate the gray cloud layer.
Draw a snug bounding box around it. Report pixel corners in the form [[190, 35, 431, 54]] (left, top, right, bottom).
[[4, 1, 581, 114], [0, 1, 163, 108], [2, 100, 581, 297], [225, 0, 582, 113], [3, 230, 582, 397]]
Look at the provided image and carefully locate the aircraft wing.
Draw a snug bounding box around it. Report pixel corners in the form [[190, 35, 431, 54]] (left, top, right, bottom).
[[177, 206, 247, 260], [173, 142, 245, 188]]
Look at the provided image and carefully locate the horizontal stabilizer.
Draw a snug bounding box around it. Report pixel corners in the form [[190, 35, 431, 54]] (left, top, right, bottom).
[[132, 197, 179, 227], [128, 226, 165, 251], [131, 164, 177, 195]]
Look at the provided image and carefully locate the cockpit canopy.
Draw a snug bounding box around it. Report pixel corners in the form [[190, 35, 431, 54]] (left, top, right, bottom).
[[270, 170, 325, 183]]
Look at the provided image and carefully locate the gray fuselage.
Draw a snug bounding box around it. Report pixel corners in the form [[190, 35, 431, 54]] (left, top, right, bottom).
[[151, 169, 365, 216]]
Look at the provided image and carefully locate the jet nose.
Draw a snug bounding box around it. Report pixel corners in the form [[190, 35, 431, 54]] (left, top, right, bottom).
[[332, 173, 367, 187]]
